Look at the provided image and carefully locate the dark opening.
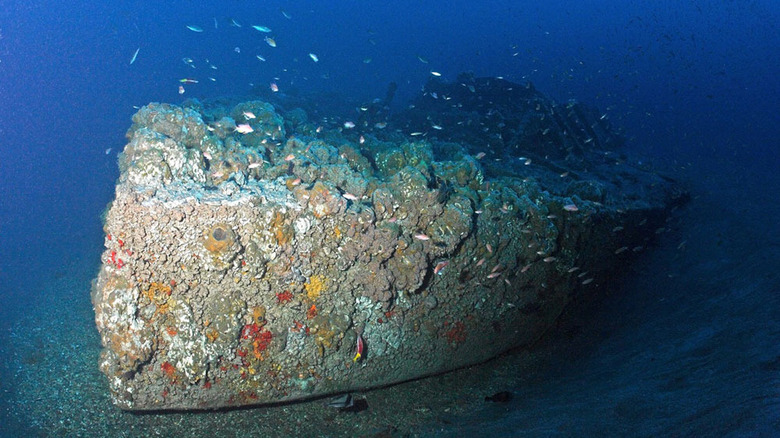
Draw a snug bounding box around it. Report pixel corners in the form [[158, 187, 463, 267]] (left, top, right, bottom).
[[212, 227, 227, 241]]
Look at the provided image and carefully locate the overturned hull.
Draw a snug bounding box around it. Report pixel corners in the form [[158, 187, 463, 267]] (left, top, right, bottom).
[[93, 78, 686, 410]]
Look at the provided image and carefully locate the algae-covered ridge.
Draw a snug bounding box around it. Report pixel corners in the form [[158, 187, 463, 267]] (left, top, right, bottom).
[[93, 77, 687, 410]]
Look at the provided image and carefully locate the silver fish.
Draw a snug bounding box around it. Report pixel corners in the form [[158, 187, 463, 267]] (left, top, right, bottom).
[[326, 393, 353, 409], [129, 47, 140, 65]]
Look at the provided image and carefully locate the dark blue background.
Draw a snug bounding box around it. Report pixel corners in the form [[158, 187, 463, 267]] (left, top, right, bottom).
[[1, 1, 779, 435], [0, 0, 777, 338]]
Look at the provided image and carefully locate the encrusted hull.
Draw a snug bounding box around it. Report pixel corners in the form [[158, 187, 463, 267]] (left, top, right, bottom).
[[93, 83, 685, 410]]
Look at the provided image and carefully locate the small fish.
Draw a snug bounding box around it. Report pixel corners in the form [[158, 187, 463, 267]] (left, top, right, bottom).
[[581, 278, 594, 285], [235, 124, 254, 134], [129, 47, 140, 65], [256, 54, 266, 61], [252, 25, 272, 33], [430, 71, 441, 76], [270, 82, 279, 92], [409, 132, 423, 136], [486, 272, 501, 279], [612, 226, 624, 232], [353, 335, 364, 362], [543, 256, 557, 263], [342, 192, 359, 201], [264, 37, 277, 47], [186, 25, 204, 32], [563, 204, 579, 212], [291, 178, 301, 186], [521, 263, 532, 273], [248, 162, 261, 169], [560, 171, 570, 178], [105, 148, 112, 155], [178, 85, 185, 94], [203, 151, 212, 160], [211, 171, 224, 178], [614, 246, 628, 254], [476, 258, 485, 267], [309, 53, 319, 62], [485, 391, 513, 403], [281, 10, 292, 19], [414, 233, 430, 241], [343, 121, 355, 129], [179, 78, 198, 84], [374, 122, 387, 129], [328, 393, 354, 409], [284, 154, 295, 161], [475, 152, 486, 160], [417, 55, 429, 64], [486, 243, 493, 253], [242, 111, 256, 119], [567, 267, 580, 273], [431, 124, 443, 130], [433, 260, 449, 275], [359, 135, 365, 144], [230, 18, 242, 27]]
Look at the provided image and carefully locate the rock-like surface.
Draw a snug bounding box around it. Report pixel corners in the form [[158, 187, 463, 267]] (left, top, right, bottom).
[[92, 77, 687, 410]]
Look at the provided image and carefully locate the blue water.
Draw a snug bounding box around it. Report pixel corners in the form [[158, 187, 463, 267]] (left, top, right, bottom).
[[1, 1, 778, 436]]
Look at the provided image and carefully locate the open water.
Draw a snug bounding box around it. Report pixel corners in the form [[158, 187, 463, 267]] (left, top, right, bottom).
[[0, 1, 778, 436]]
